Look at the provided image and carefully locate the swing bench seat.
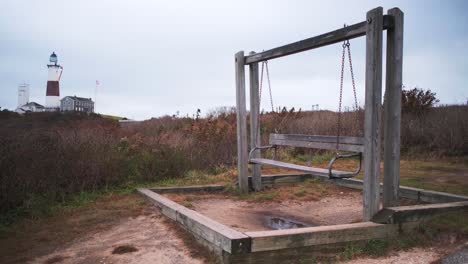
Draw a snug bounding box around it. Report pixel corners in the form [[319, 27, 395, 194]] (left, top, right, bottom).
[[249, 134, 364, 179], [249, 158, 355, 177], [269, 133, 364, 152]]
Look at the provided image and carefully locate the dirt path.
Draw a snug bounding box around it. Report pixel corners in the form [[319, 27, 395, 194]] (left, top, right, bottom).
[[0, 194, 211, 264], [31, 212, 204, 264]]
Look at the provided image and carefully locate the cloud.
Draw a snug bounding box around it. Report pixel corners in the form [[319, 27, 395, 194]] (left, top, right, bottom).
[[1, 0, 467, 119]]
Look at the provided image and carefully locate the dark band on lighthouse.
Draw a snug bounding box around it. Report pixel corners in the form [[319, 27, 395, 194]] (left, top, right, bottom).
[[46, 81, 60, 96]]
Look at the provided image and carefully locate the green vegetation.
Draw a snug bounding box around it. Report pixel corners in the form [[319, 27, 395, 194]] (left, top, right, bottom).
[[1, 104, 467, 230], [0, 168, 232, 229], [100, 114, 126, 120], [338, 210, 468, 261], [294, 189, 307, 197], [340, 234, 427, 261], [0, 187, 121, 231], [294, 151, 336, 164], [425, 211, 468, 235]]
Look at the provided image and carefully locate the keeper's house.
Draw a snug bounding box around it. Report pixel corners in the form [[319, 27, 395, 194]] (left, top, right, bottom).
[[60, 96, 94, 113]]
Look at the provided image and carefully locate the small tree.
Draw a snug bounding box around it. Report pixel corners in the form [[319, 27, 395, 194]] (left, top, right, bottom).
[[401, 87, 439, 113]]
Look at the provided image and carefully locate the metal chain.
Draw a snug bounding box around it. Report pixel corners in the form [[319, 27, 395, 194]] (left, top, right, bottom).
[[337, 39, 360, 151], [347, 44, 359, 111], [256, 60, 275, 147], [337, 41, 347, 151], [259, 60, 274, 113], [259, 61, 265, 108], [264, 61, 275, 113], [347, 42, 362, 136]]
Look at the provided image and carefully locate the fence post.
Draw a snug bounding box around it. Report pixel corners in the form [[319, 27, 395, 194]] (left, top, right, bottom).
[[383, 8, 404, 207], [235, 51, 249, 193], [249, 51, 262, 191], [363, 7, 383, 220]]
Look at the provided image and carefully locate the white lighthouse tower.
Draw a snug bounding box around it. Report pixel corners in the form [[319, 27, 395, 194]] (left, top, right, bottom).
[[17, 83, 30, 108], [45, 52, 63, 110]]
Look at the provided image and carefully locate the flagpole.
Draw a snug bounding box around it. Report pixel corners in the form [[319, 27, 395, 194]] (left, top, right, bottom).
[[95, 80, 98, 113]]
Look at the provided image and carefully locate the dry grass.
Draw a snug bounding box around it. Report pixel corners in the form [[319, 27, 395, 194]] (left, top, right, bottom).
[[0, 193, 147, 264], [1, 105, 467, 225], [165, 178, 353, 205]]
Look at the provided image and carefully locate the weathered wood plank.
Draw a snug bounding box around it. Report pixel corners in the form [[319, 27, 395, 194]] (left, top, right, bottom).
[[270, 134, 364, 145], [138, 188, 251, 254], [249, 158, 350, 177], [235, 51, 249, 193], [383, 8, 404, 208], [137, 188, 187, 221], [245, 222, 401, 252], [363, 7, 384, 221], [398, 186, 468, 203], [372, 201, 468, 224], [176, 206, 251, 254], [249, 51, 262, 191], [270, 138, 364, 153], [151, 185, 226, 194], [244, 16, 393, 64]]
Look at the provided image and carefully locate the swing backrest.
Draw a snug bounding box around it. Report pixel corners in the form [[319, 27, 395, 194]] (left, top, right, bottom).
[[269, 133, 364, 153]]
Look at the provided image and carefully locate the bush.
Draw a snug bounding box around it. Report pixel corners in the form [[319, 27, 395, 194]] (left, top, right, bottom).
[[1, 102, 467, 222], [402, 87, 439, 113]]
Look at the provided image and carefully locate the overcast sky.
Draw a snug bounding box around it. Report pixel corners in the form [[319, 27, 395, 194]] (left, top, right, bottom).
[[1, 0, 467, 120]]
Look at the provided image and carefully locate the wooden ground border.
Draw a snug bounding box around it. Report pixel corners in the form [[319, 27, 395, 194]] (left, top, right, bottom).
[[138, 173, 468, 262]]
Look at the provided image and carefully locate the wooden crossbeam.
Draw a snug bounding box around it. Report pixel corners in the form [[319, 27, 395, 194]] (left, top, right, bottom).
[[372, 201, 468, 224], [244, 15, 393, 64]]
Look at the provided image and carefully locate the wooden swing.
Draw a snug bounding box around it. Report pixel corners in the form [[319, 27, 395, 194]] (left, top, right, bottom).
[[249, 40, 362, 179]]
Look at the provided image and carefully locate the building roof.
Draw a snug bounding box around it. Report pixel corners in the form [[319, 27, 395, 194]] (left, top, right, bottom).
[[23, 102, 45, 108], [16, 101, 45, 113], [61, 96, 94, 103]]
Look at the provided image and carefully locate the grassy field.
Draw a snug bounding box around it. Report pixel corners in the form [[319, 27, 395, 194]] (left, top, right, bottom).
[[286, 153, 468, 196], [1, 157, 467, 263]]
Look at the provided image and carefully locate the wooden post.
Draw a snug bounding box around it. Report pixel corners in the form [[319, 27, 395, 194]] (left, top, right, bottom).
[[383, 8, 404, 207], [363, 7, 384, 221], [249, 51, 262, 191], [235, 51, 249, 193]]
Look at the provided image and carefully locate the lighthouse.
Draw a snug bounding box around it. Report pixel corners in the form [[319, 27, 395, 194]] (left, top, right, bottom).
[[45, 52, 63, 110]]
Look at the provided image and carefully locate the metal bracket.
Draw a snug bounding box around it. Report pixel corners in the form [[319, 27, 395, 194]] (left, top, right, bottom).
[[328, 152, 362, 179], [248, 145, 277, 161]]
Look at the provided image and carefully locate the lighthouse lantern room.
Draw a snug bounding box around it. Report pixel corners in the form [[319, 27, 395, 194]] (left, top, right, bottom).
[[45, 52, 63, 110]]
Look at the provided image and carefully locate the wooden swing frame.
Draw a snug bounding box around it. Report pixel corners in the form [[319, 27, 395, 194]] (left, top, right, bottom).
[[235, 7, 404, 220]]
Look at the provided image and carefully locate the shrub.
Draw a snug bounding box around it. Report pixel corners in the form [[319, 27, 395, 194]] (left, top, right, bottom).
[[1, 102, 467, 222], [402, 87, 439, 113]]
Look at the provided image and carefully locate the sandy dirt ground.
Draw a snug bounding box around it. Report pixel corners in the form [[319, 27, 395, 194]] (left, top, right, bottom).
[[30, 210, 206, 264], [0, 194, 214, 264], [1, 191, 465, 264], [190, 191, 363, 232]]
